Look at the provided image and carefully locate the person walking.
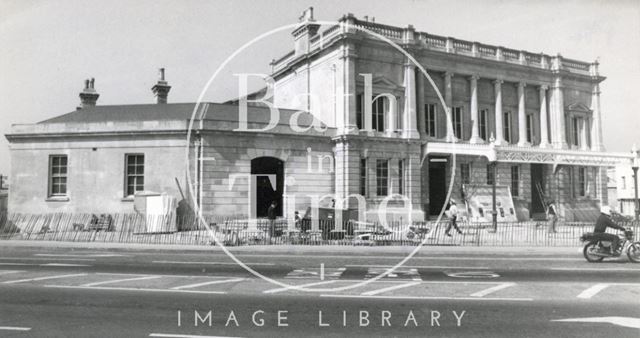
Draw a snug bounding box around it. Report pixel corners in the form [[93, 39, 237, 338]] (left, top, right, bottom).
[[445, 199, 463, 236], [267, 201, 277, 238], [546, 200, 558, 233]]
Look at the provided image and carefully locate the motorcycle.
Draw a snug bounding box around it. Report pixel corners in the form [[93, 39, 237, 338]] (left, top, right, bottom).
[[580, 228, 640, 263]]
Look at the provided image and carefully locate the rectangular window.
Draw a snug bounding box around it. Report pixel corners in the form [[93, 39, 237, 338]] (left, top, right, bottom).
[[48, 155, 68, 196], [526, 114, 534, 143], [356, 93, 363, 129], [461, 163, 470, 185], [376, 159, 389, 196], [479, 109, 488, 140], [578, 167, 586, 197], [511, 165, 519, 197], [360, 158, 367, 196], [452, 106, 463, 139], [125, 154, 145, 197], [503, 111, 512, 143], [572, 117, 580, 147], [486, 164, 494, 185], [622, 176, 626, 190], [425, 104, 437, 137], [398, 159, 404, 195], [372, 97, 385, 132]]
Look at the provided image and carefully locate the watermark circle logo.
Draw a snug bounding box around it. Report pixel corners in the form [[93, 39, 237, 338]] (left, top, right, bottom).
[[184, 19, 458, 292]]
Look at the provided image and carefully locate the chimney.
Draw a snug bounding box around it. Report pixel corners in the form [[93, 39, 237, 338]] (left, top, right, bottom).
[[78, 78, 99, 109], [292, 7, 320, 57], [151, 68, 171, 104]]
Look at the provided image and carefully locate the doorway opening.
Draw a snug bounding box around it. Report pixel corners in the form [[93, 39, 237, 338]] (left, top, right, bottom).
[[428, 157, 448, 216], [531, 163, 546, 216], [251, 157, 284, 217]]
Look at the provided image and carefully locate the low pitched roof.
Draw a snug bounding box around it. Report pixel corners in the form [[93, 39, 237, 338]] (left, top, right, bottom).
[[38, 102, 322, 127]]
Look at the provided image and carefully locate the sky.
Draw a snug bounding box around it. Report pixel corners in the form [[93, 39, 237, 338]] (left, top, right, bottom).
[[1, 0, 639, 177]]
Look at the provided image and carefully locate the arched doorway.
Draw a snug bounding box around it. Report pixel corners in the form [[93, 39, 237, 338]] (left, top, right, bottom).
[[251, 157, 284, 217]]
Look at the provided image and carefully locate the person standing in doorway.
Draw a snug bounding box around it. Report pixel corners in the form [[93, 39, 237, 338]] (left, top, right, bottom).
[[267, 201, 277, 238], [547, 200, 558, 233], [445, 199, 463, 236]]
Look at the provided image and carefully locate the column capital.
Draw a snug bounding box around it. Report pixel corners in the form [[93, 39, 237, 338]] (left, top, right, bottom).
[[539, 84, 549, 91], [469, 74, 480, 81], [492, 78, 503, 85], [518, 81, 527, 89], [444, 71, 454, 78]]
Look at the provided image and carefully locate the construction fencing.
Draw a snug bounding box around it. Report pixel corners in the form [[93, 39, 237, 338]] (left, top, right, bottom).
[[0, 212, 638, 247]]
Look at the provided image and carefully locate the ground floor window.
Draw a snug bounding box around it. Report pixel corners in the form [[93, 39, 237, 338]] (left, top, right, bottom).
[[511, 165, 520, 197], [360, 158, 367, 196], [461, 163, 470, 184], [49, 155, 68, 196], [486, 164, 494, 185], [398, 159, 405, 195], [577, 167, 587, 197], [376, 159, 389, 196], [125, 154, 145, 197]]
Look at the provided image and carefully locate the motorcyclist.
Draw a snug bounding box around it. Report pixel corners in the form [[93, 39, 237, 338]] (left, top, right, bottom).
[[594, 206, 626, 253]]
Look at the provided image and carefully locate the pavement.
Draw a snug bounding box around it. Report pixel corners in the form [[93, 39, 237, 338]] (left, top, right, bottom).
[[0, 241, 638, 337]]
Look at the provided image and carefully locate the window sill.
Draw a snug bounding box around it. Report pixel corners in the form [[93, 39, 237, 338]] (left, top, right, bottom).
[[121, 197, 135, 202], [46, 196, 69, 202]]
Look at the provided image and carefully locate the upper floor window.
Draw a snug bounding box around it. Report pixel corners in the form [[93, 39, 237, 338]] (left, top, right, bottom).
[[125, 154, 145, 197], [503, 111, 512, 143], [452, 106, 463, 139], [622, 176, 627, 190], [372, 96, 387, 132], [479, 109, 489, 140], [526, 114, 534, 143], [511, 165, 520, 197], [49, 155, 68, 197], [425, 104, 437, 137], [376, 159, 389, 196], [356, 93, 363, 129]]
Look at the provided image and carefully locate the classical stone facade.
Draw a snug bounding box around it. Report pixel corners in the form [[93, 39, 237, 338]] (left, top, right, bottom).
[[5, 9, 636, 223]]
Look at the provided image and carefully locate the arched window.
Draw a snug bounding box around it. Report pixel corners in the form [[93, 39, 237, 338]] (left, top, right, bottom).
[[372, 96, 387, 132]]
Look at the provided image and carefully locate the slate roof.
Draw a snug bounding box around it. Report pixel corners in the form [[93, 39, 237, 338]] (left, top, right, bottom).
[[38, 102, 321, 126]]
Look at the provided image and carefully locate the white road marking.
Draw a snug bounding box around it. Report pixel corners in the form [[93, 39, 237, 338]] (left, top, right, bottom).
[[551, 267, 640, 272], [0, 326, 31, 331], [0, 270, 23, 275], [445, 271, 500, 278], [362, 281, 421, 296], [45, 284, 225, 294], [577, 283, 610, 299], [40, 263, 91, 267], [35, 253, 126, 258], [81, 275, 162, 287], [552, 317, 640, 329], [0, 257, 95, 261], [346, 264, 490, 269], [150, 333, 244, 338], [0, 263, 37, 266], [3, 273, 87, 284], [470, 282, 515, 297], [263, 280, 337, 294], [171, 278, 245, 290], [285, 267, 345, 279], [152, 261, 274, 266], [320, 294, 533, 301], [228, 254, 583, 261]]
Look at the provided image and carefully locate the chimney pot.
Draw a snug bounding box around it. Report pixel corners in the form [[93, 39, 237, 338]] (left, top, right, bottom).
[[152, 68, 171, 104], [79, 78, 99, 109]]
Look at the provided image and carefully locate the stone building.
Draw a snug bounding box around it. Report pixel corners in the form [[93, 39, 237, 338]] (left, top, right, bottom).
[[5, 8, 636, 223]]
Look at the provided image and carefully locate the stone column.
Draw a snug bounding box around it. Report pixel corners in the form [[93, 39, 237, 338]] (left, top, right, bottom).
[[416, 69, 426, 137], [469, 75, 481, 143], [517, 82, 529, 146], [538, 85, 550, 148], [340, 42, 358, 135], [590, 80, 604, 151], [550, 56, 568, 149], [444, 72, 455, 142], [493, 79, 505, 145], [403, 61, 419, 139], [580, 118, 589, 150]]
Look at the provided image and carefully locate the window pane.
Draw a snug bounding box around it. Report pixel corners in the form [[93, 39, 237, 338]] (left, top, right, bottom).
[[136, 165, 144, 175]]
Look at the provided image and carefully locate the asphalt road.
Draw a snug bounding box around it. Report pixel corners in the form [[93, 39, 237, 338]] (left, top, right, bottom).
[[0, 243, 639, 338]]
